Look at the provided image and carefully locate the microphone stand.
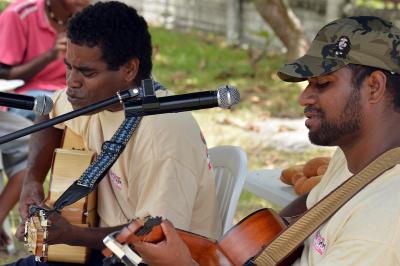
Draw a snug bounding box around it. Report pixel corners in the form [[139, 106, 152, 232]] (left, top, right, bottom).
[[0, 87, 141, 145]]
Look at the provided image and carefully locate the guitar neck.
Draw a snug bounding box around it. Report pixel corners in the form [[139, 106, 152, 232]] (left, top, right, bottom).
[[25, 127, 98, 264]]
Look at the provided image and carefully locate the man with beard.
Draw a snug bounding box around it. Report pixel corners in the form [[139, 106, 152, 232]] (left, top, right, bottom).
[[129, 16, 400, 266]]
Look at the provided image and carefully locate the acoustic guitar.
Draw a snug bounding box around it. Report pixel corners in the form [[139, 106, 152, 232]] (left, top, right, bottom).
[[102, 208, 302, 266], [24, 128, 97, 264]]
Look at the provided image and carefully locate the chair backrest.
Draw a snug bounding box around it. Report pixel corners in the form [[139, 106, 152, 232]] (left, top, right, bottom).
[[208, 145, 247, 233]]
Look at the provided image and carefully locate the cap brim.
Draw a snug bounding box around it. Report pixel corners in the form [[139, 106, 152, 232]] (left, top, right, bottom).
[[277, 54, 347, 82]]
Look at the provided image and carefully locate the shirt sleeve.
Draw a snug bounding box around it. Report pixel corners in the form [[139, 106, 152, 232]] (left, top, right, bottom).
[[0, 9, 27, 65], [131, 157, 198, 231]]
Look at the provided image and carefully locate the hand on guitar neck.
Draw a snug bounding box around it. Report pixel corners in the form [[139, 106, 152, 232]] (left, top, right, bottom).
[[103, 208, 304, 266], [103, 217, 195, 266], [131, 220, 194, 266], [23, 204, 77, 262], [24, 203, 124, 263], [30, 205, 74, 245], [16, 181, 46, 241]]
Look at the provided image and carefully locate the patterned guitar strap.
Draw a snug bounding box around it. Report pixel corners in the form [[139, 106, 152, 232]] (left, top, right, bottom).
[[29, 81, 165, 216]]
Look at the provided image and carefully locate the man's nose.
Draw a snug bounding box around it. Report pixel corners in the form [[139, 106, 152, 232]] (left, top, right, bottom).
[[66, 69, 82, 89], [298, 86, 317, 107]]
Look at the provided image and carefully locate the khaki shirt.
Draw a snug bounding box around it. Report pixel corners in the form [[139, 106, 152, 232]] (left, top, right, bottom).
[[50, 90, 222, 239], [294, 148, 400, 265]]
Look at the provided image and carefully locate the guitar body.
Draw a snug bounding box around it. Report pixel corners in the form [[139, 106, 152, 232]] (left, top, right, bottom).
[[25, 128, 97, 264], [103, 209, 303, 266], [181, 209, 288, 265]]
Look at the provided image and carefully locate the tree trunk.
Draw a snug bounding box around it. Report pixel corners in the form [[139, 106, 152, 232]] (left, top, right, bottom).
[[254, 0, 310, 61], [226, 0, 241, 45], [326, 0, 345, 23]]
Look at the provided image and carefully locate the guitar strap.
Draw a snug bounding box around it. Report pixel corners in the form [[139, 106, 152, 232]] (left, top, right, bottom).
[[250, 147, 400, 266], [52, 116, 142, 211], [51, 81, 165, 212]]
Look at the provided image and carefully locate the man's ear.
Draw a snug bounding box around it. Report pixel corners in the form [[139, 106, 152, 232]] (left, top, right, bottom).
[[123, 57, 140, 82], [366, 70, 387, 103]]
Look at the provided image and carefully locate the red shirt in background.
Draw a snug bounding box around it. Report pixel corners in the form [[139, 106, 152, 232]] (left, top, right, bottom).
[[0, 0, 66, 93]]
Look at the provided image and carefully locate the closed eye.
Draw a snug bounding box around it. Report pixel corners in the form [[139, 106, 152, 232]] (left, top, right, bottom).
[[80, 70, 97, 78], [316, 82, 330, 89]]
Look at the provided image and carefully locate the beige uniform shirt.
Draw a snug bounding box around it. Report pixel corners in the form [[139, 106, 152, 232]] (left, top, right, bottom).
[[50, 90, 222, 239], [294, 148, 400, 265]]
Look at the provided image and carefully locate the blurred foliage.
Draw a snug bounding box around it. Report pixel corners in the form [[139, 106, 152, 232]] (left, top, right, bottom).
[[0, 0, 10, 12], [355, 0, 399, 9], [151, 27, 303, 118]]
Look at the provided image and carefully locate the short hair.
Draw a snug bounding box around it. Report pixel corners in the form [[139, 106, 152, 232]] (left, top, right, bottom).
[[67, 1, 152, 81], [347, 64, 400, 112]]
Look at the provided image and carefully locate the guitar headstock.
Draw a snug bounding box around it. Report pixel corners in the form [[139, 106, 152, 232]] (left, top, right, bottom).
[[24, 207, 50, 262], [102, 216, 164, 265]]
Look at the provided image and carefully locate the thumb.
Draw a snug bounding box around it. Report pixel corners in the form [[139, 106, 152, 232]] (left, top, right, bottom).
[[160, 220, 178, 242]]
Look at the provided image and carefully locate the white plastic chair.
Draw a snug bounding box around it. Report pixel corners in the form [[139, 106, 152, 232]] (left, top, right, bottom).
[[208, 145, 247, 234]]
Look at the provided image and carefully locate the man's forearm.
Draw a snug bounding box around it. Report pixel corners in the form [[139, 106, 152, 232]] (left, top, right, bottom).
[[0, 64, 10, 79], [279, 192, 308, 223], [0, 50, 56, 81], [24, 116, 63, 185], [65, 224, 126, 250]]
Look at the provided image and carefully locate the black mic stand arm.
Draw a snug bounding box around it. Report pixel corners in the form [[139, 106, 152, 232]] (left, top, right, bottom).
[[0, 87, 141, 145]]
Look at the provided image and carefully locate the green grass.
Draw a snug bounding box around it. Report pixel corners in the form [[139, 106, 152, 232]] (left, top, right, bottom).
[[151, 27, 304, 118], [355, 0, 388, 9]]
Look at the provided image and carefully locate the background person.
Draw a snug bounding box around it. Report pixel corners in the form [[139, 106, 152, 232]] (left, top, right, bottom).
[[0, 112, 31, 250], [0, 0, 90, 120]]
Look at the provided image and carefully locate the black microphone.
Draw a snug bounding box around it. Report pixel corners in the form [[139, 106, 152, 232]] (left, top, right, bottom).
[[0, 92, 53, 115], [0, 85, 239, 145], [124, 85, 240, 117]]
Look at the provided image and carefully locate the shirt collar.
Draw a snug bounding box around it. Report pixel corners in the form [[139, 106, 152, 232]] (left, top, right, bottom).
[[37, 0, 56, 34]]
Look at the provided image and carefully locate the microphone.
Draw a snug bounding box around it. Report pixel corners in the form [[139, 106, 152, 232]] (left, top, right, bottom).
[[0, 92, 53, 115], [0, 84, 239, 145], [124, 85, 240, 117]]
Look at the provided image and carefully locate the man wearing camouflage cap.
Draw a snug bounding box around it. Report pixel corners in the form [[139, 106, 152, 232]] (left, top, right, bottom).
[[102, 16, 400, 265], [279, 15, 400, 266]]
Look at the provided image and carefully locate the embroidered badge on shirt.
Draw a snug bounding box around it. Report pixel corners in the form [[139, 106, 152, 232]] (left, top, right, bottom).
[[313, 230, 327, 255], [109, 171, 123, 190]]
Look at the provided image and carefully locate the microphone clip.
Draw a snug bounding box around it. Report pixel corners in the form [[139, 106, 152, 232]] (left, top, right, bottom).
[[124, 79, 160, 117]]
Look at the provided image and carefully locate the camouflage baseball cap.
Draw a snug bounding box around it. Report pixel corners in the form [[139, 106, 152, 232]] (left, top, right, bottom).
[[278, 16, 400, 82]]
